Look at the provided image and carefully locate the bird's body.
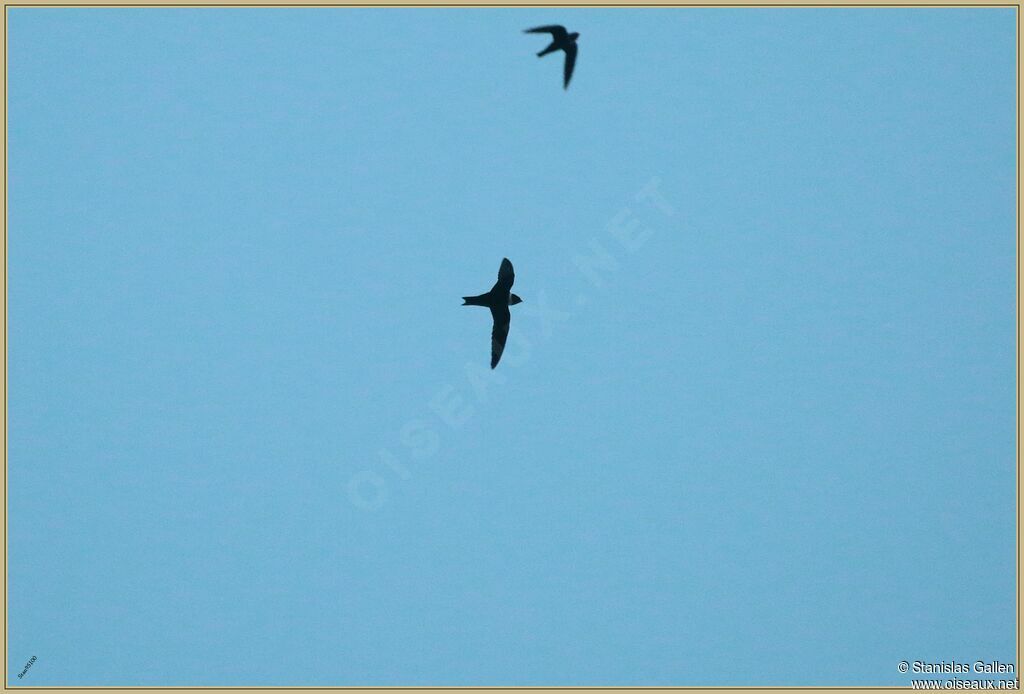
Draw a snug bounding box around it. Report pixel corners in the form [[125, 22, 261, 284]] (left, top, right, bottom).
[[462, 258, 522, 369], [524, 25, 579, 89]]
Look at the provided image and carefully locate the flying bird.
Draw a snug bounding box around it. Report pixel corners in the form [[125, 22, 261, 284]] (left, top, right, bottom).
[[462, 258, 523, 369], [524, 25, 579, 89]]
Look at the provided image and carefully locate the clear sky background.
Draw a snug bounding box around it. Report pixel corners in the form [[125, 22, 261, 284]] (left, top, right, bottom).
[[7, 6, 1017, 687]]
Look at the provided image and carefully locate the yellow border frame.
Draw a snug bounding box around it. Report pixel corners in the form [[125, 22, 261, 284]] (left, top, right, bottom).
[[1, 2, 1018, 692]]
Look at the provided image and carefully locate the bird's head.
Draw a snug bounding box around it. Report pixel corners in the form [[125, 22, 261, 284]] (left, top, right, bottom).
[[570, 32, 580, 40], [509, 294, 523, 306]]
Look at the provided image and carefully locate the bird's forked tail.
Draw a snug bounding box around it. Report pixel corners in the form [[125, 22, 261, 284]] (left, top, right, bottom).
[[537, 42, 559, 58], [462, 294, 489, 306]]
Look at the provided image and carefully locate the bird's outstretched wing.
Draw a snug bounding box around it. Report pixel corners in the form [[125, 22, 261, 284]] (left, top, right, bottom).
[[524, 25, 568, 41], [563, 42, 577, 89], [490, 305, 511, 369], [492, 257, 515, 293]]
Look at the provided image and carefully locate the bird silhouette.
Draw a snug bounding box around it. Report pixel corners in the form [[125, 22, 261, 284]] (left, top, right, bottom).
[[462, 258, 523, 369], [524, 25, 579, 89]]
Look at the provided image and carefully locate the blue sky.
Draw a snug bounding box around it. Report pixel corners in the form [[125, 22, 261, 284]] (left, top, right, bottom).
[[6, 6, 1017, 686]]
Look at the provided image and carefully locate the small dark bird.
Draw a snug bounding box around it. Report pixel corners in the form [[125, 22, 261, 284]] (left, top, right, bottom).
[[524, 25, 579, 89], [462, 258, 523, 369]]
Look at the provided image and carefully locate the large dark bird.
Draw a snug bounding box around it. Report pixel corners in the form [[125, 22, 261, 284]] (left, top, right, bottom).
[[524, 25, 579, 89], [462, 258, 523, 369]]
